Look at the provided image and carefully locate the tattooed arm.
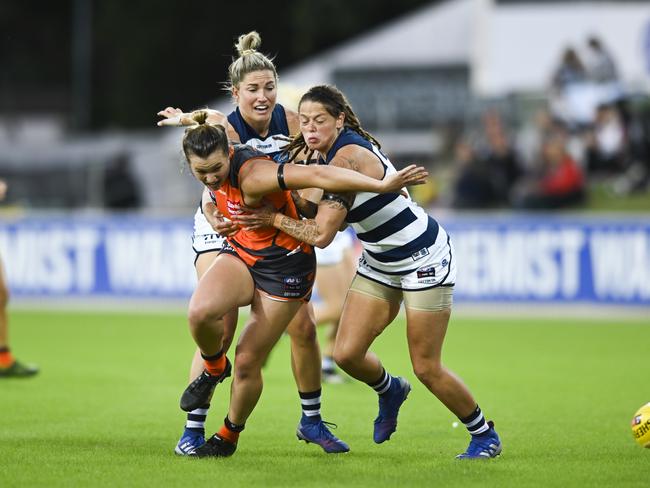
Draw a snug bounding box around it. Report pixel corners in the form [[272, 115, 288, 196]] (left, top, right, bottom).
[[235, 196, 349, 248], [275, 197, 349, 247]]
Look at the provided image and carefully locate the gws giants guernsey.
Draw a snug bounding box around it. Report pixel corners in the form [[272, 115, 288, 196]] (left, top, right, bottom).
[[210, 144, 312, 268]]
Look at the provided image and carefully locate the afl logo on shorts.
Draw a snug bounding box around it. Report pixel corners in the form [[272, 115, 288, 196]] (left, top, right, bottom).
[[283, 276, 303, 292]]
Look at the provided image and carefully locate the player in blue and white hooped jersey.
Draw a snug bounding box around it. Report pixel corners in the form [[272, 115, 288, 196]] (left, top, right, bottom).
[[236, 85, 502, 460], [157, 32, 350, 456]]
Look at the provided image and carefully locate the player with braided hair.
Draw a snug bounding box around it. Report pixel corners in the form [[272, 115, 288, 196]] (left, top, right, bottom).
[[236, 84, 503, 460]]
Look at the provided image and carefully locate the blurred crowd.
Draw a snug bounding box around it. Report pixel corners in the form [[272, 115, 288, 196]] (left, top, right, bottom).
[[448, 36, 650, 210]]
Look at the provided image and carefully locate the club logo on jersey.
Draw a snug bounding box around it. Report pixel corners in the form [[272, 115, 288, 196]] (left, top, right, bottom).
[[226, 199, 243, 216], [441, 258, 448, 267], [417, 266, 436, 279], [411, 247, 430, 261]]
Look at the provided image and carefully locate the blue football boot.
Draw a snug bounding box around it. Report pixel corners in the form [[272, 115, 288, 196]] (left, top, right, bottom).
[[296, 416, 350, 453], [456, 421, 502, 459], [373, 376, 411, 443], [174, 428, 205, 456]]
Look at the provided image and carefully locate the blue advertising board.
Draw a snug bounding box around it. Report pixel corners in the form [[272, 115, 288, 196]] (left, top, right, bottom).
[[441, 214, 650, 305], [0, 213, 649, 305]]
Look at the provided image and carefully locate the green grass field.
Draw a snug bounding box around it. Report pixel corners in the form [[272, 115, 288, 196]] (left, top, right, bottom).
[[1, 309, 648, 487]]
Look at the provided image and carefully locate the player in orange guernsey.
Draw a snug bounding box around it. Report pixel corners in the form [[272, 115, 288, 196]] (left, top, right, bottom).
[[159, 31, 346, 457], [0, 179, 38, 378], [179, 111, 427, 457]]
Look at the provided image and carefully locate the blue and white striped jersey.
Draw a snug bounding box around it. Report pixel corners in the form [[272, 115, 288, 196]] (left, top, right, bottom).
[[324, 128, 440, 275], [227, 104, 290, 162]]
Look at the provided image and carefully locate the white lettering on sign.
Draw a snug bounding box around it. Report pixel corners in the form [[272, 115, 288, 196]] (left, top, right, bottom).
[[105, 228, 195, 293], [0, 227, 100, 293], [590, 231, 650, 300], [453, 228, 584, 298]]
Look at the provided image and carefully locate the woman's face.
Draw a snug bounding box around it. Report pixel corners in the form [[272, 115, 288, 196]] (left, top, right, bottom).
[[188, 149, 230, 191], [232, 70, 277, 128], [299, 100, 344, 153]]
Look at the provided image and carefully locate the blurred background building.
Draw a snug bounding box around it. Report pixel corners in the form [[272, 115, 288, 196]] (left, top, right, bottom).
[[1, 0, 649, 307]]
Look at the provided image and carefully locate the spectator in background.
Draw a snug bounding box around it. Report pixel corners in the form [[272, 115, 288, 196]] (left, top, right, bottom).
[[584, 36, 628, 129], [550, 47, 595, 129], [513, 130, 585, 209], [584, 103, 627, 174], [0, 179, 38, 378], [551, 48, 588, 96], [584, 37, 618, 84], [451, 111, 522, 209], [451, 138, 499, 209], [103, 153, 141, 209], [516, 108, 555, 171], [482, 110, 522, 204]]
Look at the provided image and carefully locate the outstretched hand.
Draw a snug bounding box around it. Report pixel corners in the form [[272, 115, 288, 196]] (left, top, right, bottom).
[[156, 107, 187, 126], [381, 164, 429, 193], [156, 107, 228, 127]]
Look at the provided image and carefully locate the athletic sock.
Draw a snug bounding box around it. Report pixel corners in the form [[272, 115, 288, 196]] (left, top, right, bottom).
[[201, 350, 226, 376], [367, 368, 392, 395], [299, 389, 322, 422], [186, 404, 209, 433], [321, 356, 336, 374], [459, 405, 489, 436], [0, 347, 14, 367], [217, 416, 245, 444]]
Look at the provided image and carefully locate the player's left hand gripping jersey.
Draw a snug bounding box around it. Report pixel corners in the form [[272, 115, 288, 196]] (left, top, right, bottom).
[[209, 144, 313, 269]]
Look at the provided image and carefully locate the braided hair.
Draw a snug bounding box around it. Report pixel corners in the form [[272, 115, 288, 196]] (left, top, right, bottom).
[[284, 85, 380, 163]]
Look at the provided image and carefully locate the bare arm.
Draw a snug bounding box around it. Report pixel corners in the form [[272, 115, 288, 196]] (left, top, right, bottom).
[[239, 158, 427, 200]]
